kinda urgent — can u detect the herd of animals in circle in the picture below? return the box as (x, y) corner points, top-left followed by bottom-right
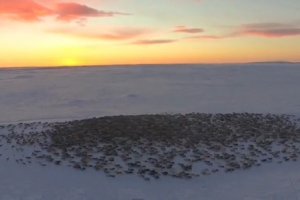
(1, 113), (300, 181)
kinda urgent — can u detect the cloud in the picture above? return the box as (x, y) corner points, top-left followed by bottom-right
(55, 2), (130, 22)
(0, 0), (129, 23)
(0, 0), (53, 22)
(173, 26), (204, 33)
(48, 27), (152, 40)
(49, 26), (176, 45)
(86, 29), (151, 40)
(187, 22), (300, 40)
(132, 39), (176, 45)
(234, 23), (300, 38)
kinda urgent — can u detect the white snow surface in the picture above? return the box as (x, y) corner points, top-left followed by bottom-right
(1, 63), (300, 200)
(1, 63), (300, 123)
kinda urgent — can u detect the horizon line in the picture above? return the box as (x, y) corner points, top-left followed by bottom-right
(1, 61), (300, 69)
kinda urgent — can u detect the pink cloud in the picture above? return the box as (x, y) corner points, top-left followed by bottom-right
(48, 27), (152, 40)
(239, 28), (300, 37)
(235, 23), (300, 38)
(48, 26), (176, 44)
(173, 26), (204, 33)
(49, 26), (176, 45)
(55, 2), (130, 22)
(87, 29), (151, 40)
(187, 22), (300, 40)
(0, 0), (129, 23)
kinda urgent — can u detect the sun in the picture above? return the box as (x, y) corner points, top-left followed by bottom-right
(61, 58), (80, 66)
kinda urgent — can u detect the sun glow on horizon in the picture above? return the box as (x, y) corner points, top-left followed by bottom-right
(61, 58), (80, 66)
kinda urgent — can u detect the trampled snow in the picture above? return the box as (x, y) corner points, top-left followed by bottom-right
(1, 63), (300, 200)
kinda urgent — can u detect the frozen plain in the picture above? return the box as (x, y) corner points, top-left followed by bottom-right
(1, 63), (300, 200)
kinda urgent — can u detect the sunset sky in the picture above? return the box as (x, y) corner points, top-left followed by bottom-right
(0, 0), (300, 67)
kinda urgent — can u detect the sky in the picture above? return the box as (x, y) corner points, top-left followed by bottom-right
(0, 0), (300, 67)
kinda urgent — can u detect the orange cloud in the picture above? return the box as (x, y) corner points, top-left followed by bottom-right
(0, 0), (52, 22)
(132, 39), (176, 45)
(173, 26), (204, 33)
(0, 0), (129, 23)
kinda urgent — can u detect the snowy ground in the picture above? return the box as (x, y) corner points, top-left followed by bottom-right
(1, 63), (300, 123)
(1, 63), (300, 200)
(1, 155), (300, 200)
